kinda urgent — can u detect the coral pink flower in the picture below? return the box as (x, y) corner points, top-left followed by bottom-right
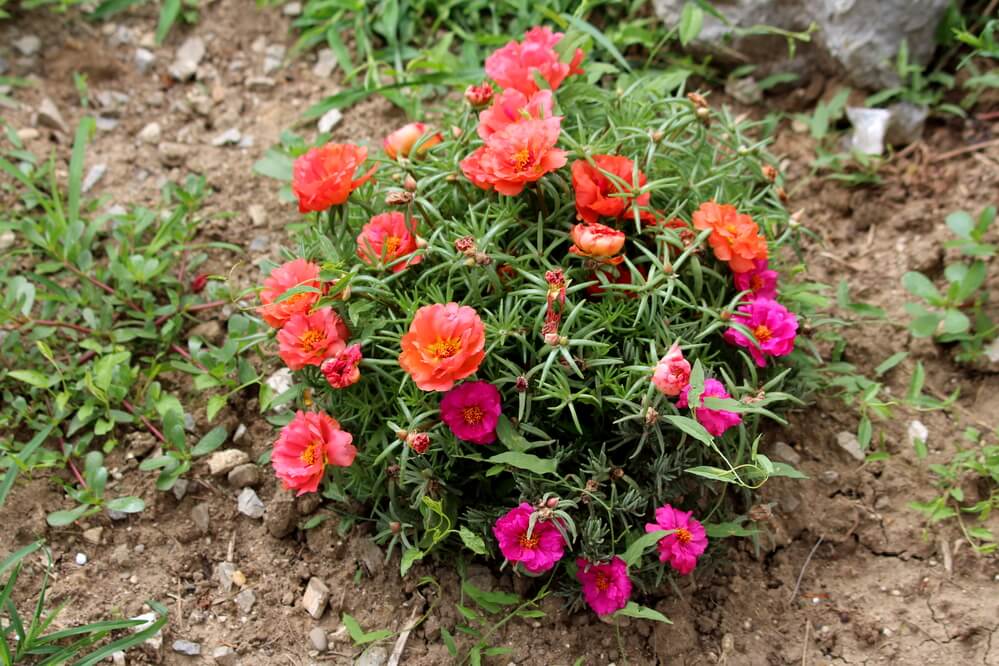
(356, 212), (423, 273)
(440, 380), (502, 444)
(465, 82), (495, 108)
(276, 307), (349, 371)
(398, 303), (486, 391)
(259, 259), (322, 328)
(485, 26), (584, 96)
(576, 556), (632, 616)
(460, 118), (566, 196)
(692, 201), (768, 273)
(271, 410), (356, 495)
(478, 89), (555, 139)
(733, 259), (779, 299)
(571, 156), (652, 225)
(569, 222), (625, 264)
(652, 342), (691, 397)
(493, 502), (567, 574)
(644, 504), (709, 575)
(677, 378), (742, 437)
(383, 122), (444, 160)
(321, 344), (362, 389)
(722, 298), (798, 367)
(292, 143), (377, 213)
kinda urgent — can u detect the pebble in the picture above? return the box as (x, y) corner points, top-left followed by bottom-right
(318, 108), (343, 134)
(110, 650), (126, 666)
(0, 231), (14, 250)
(212, 128), (242, 146)
(14, 35), (41, 57)
(237, 487), (265, 519)
(245, 76), (276, 91)
(820, 470), (840, 484)
(302, 577), (330, 619)
(134, 47), (156, 74)
(355, 645), (388, 666)
(248, 204), (267, 227)
(82, 164), (107, 193)
(37, 98), (68, 133)
(207, 449), (249, 476)
(131, 612), (163, 651)
(108, 507), (127, 521)
(138, 121), (162, 144)
(835, 431), (866, 462)
(169, 36), (206, 81)
(212, 646), (237, 666)
(283, 1), (302, 15)
(233, 423), (248, 442)
(17, 128), (40, 142)
(172, 639), (201, 656)
(216, 561), (237, 593)
(265, 368), (293, 397)
(110, 25), (134, 46)
(192, 503), (211, 533)
(111, 543), (130, 566)
(907, 420), (928, 448)
(249, 235), (270, 253)
(772, 441), (801, 466)
(235, 588), (256, 614)
(309, 626), (328, 652)
(263, 44), (286, 75)
(313, 48), (337, 78)
(82, 526), (103, 545)
(228, 463), (261, 488)
(158, 142), (189, 168)
(251, 36), (268, 54)
(75, 552), (87, 565)
(95, 116), (119, 131)
(296, 493), (321, 516)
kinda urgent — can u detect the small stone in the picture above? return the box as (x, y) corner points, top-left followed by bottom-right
(211, 128), (241, 146)
(355, 645), (388, 666)
(170, 36), (206, 81)
(318, 108), (343, 134)
(249, 235), (270, 253)
(302, 577), (330, 619)
(0, 231), (14, 250)
(309, 626), (328, 652)
(189, 319), (224, 345)
(83, 526), (103, 545)
(216, 562), (237, 593)
(82, 164), (107, 193)
(235, 588), (256, 614)
(265, 368), (293, 401)
(111, 544), (130, 566)
(237, 488), (265, 519)
(184, 413), (196, 432)
(283, 1), (302, 15)
(134, 544), (145, 554)
(265, 487), (298, 538)
(131, 611), (163, 651)
(138, 121), (161, 144)
(17, 128), (40, 142)
(110, 650), (126, 666)
(134, 47), (156, 74)
(886, 102), (928, 146)
(313, 48), (337, 78)
(14, 35), (41, 57)
(212, 646), (237, 666)
(724, 76), (761, 104)
(248, 204), (267, 227)
(245, 76), (276, 91)
(233, 423), (248, 442)
(251, 36), (268, 54)
(95, 116), (119, 131)
(207, 449), (248, 476)
(126, 431), (157, 458)
(846, 107), (890, 157)
(232, 570), (246, 587)
(158, 142), (190, 168)
(228, 463), (261, 489)
(835, 431), (866, 462)
(772, 441), (801, 465)
(821, 470), (840, 484)
(357, 539), (384, 576)
(192, 503), (211, 534)
(907, 420), (928, 448)
(263, 44), (286, 75)
(110, 25), (134, 46)
(985, 337), (999, 364)
(75, 552), (87, 566)
(296, 493), (321, 516)
(37, 98), (68, 133)
(172, 639), (201, 656)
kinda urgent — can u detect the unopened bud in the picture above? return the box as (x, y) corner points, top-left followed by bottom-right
(404, 175), (418, 191)
(696, 107), (711, 123)
(776, 187), (789, 204)
(611, 467), (624, 480)
(464, 82), (494, 108)
(407, 432), (430, 454)
(543, 332), (560, 346)
(474, 251), (492, 266)
(451, 126), (463, 138)
(396, 430), (409, 441)
(190, 273), (209, 293)
(386, 464), (400, 479)
(789, 208), (804, 228)
(446, 173), (458, 182)
(415, 236), (428, 249)
(464, 256), (476, 267)
(389, 521), (402, 533)
(687, 92), (708, 108)
(762, 165), (778, 182)
(454, 236), (476, 255)
(645, 407), (659, 425)
(651, 130), (664, 142)
(558, 335), (569, 346)
(719, 310), (731, 321)
(737, 145), (749, 156)
(515, 375), (529, 392)
(546, 497), (559, 508)
(584, 479), (599, 493)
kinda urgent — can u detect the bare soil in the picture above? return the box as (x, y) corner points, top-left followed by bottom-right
(1, 2), (998, 664)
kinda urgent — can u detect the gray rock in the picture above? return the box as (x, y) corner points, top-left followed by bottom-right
(95, 116), (119, 131)
(284, 1), (302, 16)
(265, 487), (298, 538)
(207, 449), (248, 476)
(138, 121), (162, 144)
(249, 235), (270, 253)
(83, 526), (103, 545)
(885, 102), (928, 146)
(846, 107), (890, 156)
(184, 413), (196, 432)
(309, 626), (328, 653)
(172, 478), (190, 501)
(835, 431), (865, 462)
(237, 487), (265, 519)
(82, 164), (107, 193)
(126, 431), (157, 458)
(111, 543), (130, 566)
(212, 128), (242, 146)
(134, 47), (156, 74)
(263, 44), (286, 75)
(652, 0), (950, 90)
(772, 441), (801, 466)
(313, 48), (338, 78)
(14, 35), (41, 57)
(172, 639), (201, 656)
(302, 577), (330, 619)
(170, 36), (206, 81)
(37, 98), (68, 133)
(110, 25), (134, 47)
(106, 508), (128, 521)
(235, 588), (256, 614)
(212, 646), (238, 666)
(357, 539), (384, 576)
(228, 463), (261, 488)
(192, 503), (211, 534)
(724, 76), (761, 105)
(233, 423), (248, 442)
(216, 561), (237, 593)
(158, 142), (190, 168)
(355, 645), (389, 666)
(245, 76), (276, 91)
(296, 493), (321, 516)
(318, 108), (343, 134)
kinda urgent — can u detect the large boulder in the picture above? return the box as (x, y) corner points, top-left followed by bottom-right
(652, 0), (950, 89)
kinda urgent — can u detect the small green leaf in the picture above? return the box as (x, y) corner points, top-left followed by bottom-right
(704, 520), (757, 538)
(662, 414), (714, 446)
(206, 395), (226, 422)
(400, 547), (423, 577)
(441, 627), (458, 656)
(940, 309), (970, 334)
(163, 409), (186, 451)
(678, 2), (704, 46)
(945, 210), (975, 239)
(105, 496), (145, 513)
(902, 272), (942, 304)
(458, 526), (488, 556)
(341, 613), (392, 645)
(614, 601), (672, 624)
(191, 426), (228, 456)
(621, 530), (667, 568)
(47, 505), (90, 527)
(487, 451), (557, 476)
(874, 351), (908, 376)
(7, 370), (58, 388)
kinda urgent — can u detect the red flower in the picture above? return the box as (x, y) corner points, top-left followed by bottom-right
(459, 118), (566, 196)
(571, 155), (652, 225)
(485, 26), (584, 96)
(190, 273), (209, 293)
(321, 344), (363, 389)
(292, 143), (377, 213)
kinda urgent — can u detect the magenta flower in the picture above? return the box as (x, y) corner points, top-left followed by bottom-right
(440, 380), (502, 444)
(644, 504), (709, 575)
(652, 342), (691, 397)
(677, 378), (741, 437)
(493, 503), (566, 574)
(733, 259), (778, 299)
(576, 556), (632, 616)
(722, 298), (798, 367)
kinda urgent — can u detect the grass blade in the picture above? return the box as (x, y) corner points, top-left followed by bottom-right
(560, 13), (632, 72)
(67, 117), (96, 230)
(0, 424), (54, 508)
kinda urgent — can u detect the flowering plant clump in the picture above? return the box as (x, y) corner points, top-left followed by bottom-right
(251, 27), (816, 618)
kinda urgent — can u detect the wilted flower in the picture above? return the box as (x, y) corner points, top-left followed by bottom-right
(722, 298), (798, 367)
(272, 410), (356, 495)
(440, 380), (502, 444)
(576, 557), (631, 616)
(276, 307), (349, 371)
(383, 122), (444, 160)
(455, 236), (477, 255)
(677, 378), (742, 437)
(292, 143), (377, 213)
(644, 504), (709, 575)
(398, 302), (486, 391)
(321, 344), (362, 389)
(484, 26), (584, 96)
(493, 502), (566, 574)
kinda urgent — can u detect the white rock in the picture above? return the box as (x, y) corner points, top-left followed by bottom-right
(169, 36), (206, 81)
(212, 646), (237, 666)
(134, 47), (156, 74)
(95, 116), (119, 131)
(245, 76), (276, 91)
(37, 98), (68, 133)
(846, 107), (891, 156)
(110, 650), (126, 666)
(835, 430), (866, 462)
(283, 2), (302, 15)
(984, 337), (999, 363)
(265, 368), (294, 403)
(212, 128), (242, 146)
(110, 25), (134, 47)
(207, 449), (247, 476)
(907, 420), (928, 447)
(313, 48), (338, 78)
(318, 108), (343, 134)
(83, 527), (103, 545)
(309, 626), (328, 652)
(301, 577), (330, 619)
(14, 35), (41, 57)
(237, 488), (265, 519)
(172, 639), (201, 656)
(263, 44), (286, 75)
(235, 588), (256, 614)
(82, 164), (107, 193)
(138, 122), (161, 144)
(248, 204), (267, 227)
(75, 552), (87, 565)
(0, 231), (16, 250)
(130, 611), (163, 651)
(216, 561), (237, 593)
(233, 423), (248, 442)
(17, 128), (40, 142)
(250, 36), (268, 54)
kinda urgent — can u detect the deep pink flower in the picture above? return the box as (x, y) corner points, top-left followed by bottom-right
(677, 378), (742, 437)
(644, 504), (709, 575)
(576, 556), (631, 616)
(478, 89), (555, 140)
(271, 410), (356, 495)
(276, 307), (349, 371)
(493, 502), (566, 574)
(733, 259), (778, 299)
(440, 380), (501, 444)
(652, 342), (691, 397)
(321, 344), (362, 389)
(485, 26), (584, 96)
(722, 298), (798, 367)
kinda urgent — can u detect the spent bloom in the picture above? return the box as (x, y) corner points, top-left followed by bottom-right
(460, 118), (566, 196)
(576, 556), (632, 616)
(571, 155), (653, 225)
(292, 143), (377, 213)
(652, 342), (691, 397)
(569, 222), (626, 264)
(276, 307), (350, 371)
(272, 410), (356, 495)
(407, 432), (430, 455)
(383, 122), (444, 160)
(321, 343), (362, 389)
(478, 89), (555, 139)
(722, 298), (798, 367)
(440, 380), (502, 444)
(644, 504), (709, 575)
(493, 502), (566, 574)
(464, 82), (495, 108)
(398, 303), (486, 391)
(258, 258), (321, 329)
(733, 259), (779, 300)
(677, 378), (742, 437)
(692, 201), (768, 273)
(356, 212), (423, 273)
(485, 26), (584, 96)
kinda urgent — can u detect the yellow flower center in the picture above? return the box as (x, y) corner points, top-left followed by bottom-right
(724, 224), (738, 235)
(753, 324), (772, 342)
(512, 147), (533, 171)
(518, 533), (539, 549)
(427, 336), (462, 360)
(594, 570), (610, 591)
(300, 441), (324, 466)
(300, 328), (325, 352)
(384, 235), (401, 255)
(462, 405), (484, 426)
(676, 528), (692, 545)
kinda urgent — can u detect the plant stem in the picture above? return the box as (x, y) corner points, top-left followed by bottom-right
(154, 299), (227, 327)
(171, 344), (209, 372)
(62, 261), (144, 314)
(121, 399), (167, 444)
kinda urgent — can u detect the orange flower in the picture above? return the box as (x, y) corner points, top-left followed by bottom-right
(276, 307), (350, 371)
(356, 212), (423, 273)
(569, 222), (626, 264)
(259, 258), (322, 328)
(292, 143), (377, 213)
(692, 202), (768, 273)
(398, 303), (486, 392)
(571, 155), (652, 225)
(383, 123), (444, 160)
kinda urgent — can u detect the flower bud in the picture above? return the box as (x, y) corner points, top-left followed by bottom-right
(407, 432), (430, 454)
(464, 82), (494, 108)
(719, 310), (732, 321)
(515, 375), (529, 392)
(546, 496), (559, 508)
(474, 251), (492, 266)
(611, 467), (624, 479)
(451, 126), (463, 138)
(415, 236), (428, 249)
(777, 187), (789, 205)
(584, 479), (599, 493)
(384, 123), (443, 160)
(543, 332), (560, 346)
(464, 256), (477, 267)
(396, 430), (409, 441)
(190, 273), (209, 293)
(687, 92), (708, 109)
(446, 173), (458, 182)
(558, 335), (569, 346)
(645, 407), (659, 425)
(762, 165), (778, 182)
(404, 174), (418, 191)
(651, 130), (664, 142)
(389, 521), (402, 533)
(454, 236), (476, 255)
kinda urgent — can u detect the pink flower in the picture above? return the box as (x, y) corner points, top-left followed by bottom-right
(258, 258), (322, 329)
(276, 307), (349, 371)
(459, 117), (567, 196)
(644, 504), (709, 575)
(356, 212), (422, 273)
(677, 378), (742, 437)
(271, 410), (356, 495)
(478, 89), (555, 139)
(652, 342), (691, 397)
(407, 432), (430, 454)
(493, 503), (566, 574)
(733, 259), (778, 299)
(440, 380), (501, 444)
(485, 26), (584, 96)
(321, 344), (362, 389)
(576, 556), (631, 616)
(722, 298), (798, 367)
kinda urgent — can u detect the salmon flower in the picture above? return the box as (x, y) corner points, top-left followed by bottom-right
(292, 143), (377, 213)
(478, 89), (555, 139)
(569, 222), (625, 264)
(383, 122), (444, 160)
(571, 155), (652, 225)
(460, 118), (566, 196)
(321, 344), (362, 389)
(259, 258), (321, 328)
(276, 307), (349, 371)
(398, 303), (486, 391)
(692, 202), (768, 273)
(485, 26), (584, 96)
(272, 410), (356, 495)
(356, 212), (423, 273)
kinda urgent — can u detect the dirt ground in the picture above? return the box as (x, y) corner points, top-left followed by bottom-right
(1, 2), (998, 664)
